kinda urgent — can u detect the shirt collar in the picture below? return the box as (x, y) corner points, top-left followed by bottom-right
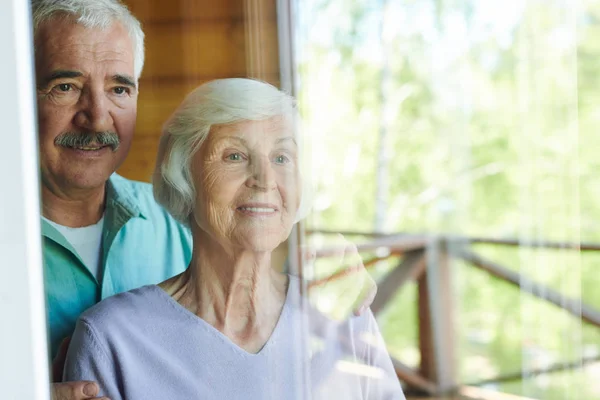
(41, 173), (147, 241)
(106, 174), (147, 221)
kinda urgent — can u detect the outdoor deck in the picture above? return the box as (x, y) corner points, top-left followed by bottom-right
(307, 230), (598, 399)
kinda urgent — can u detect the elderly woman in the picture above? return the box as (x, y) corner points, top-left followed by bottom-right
(64, 78), (405, 400)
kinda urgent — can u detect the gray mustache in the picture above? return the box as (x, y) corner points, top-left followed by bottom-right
(54, 131), (120, 151)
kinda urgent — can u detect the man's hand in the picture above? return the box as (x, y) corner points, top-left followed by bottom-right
(50, 337), (108, 399)
(52, 337), (71, 382)
(51, 381), (108, 400)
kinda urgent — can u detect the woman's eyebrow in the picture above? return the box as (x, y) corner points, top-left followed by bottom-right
(275, 137), (297, 146)
(209, 136), (249, 151)
(218, 136), (248, 145)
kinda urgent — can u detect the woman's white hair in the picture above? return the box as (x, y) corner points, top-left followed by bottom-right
(31, 0), (145, 80)
(153, 78), (312, 225)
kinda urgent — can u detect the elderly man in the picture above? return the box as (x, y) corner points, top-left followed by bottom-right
(33, 1), (377, 399)
(32, 0), (191, 398)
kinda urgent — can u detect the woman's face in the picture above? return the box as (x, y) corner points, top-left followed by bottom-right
(192, 117), (300, 252)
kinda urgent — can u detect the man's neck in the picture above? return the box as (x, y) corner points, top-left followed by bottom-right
(42, 183), (107, 228)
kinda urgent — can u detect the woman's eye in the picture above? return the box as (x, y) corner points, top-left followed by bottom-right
(227, 153), (243, 161)
(274, 155), (290, 164)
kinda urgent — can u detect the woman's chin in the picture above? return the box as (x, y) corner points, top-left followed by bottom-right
(234, 232), (287, 254)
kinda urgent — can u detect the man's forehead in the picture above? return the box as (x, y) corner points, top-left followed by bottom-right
(36, 17), (134, 72)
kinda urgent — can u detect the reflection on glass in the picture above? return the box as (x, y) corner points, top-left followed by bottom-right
(63, 78), (404, 399)
(31, 0), (600, 399)
(296, 0), (599, 399)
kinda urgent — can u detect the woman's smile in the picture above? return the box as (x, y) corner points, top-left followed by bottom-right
(236, 202), (279, 217)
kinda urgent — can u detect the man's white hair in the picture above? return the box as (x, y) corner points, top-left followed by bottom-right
(31, 0), (145, 80)
(153, 78), (312, 225)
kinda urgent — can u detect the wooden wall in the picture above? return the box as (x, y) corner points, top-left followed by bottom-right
(119, 0), (281, 182)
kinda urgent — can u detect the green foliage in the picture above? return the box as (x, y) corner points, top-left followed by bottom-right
(298, 0), (600, 398)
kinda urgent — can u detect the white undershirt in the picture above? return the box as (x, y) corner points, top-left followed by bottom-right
(44, 215), (105, 282)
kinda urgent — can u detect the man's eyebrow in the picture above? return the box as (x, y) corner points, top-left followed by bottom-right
(112, 74), (137, 89)
(40, 70), (82, 86)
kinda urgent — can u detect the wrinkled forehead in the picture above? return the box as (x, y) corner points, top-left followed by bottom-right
(207, 116), (297, 146)
(34, 17), (134, 75)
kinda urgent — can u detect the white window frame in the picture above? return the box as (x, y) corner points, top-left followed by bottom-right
(0, 0), (50, 399)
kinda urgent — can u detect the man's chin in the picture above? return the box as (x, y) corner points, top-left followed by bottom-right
(45, 164), (119, 194)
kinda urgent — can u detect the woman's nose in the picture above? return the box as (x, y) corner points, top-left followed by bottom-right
(247, 157), (277, 190)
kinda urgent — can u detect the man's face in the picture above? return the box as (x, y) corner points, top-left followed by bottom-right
(35, 17), (138, 193)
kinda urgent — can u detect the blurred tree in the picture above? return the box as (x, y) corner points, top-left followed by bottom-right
(298, 0), (600, 398)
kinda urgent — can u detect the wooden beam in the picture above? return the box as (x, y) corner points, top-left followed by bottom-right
(458, 249), (600, 329)
(418, 269), (435, 387)
(315, 236), (428, 258)
(465, 237), (600, 252)
(391, 357), (437, 395)
(307, 230), (600, 252)
(467, 354), (600, 387)
(371, 250), (426, 315)
(419, 241), (457, 394)
(307, 252), (401, 290)
(459, 385), (538, 400)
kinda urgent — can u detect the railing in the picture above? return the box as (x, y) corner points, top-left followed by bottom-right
(306, 230), (600, 398)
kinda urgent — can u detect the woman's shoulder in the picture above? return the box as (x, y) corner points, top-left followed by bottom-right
(78, 285), (163, 331)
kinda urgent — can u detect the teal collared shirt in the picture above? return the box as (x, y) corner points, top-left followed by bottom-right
(43, 174), (192, 359)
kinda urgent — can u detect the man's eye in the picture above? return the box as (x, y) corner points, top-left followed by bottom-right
(113, 87), (129, 95)
(55, 84), (72, 92)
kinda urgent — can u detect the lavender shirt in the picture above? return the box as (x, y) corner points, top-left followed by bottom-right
(64, 277), (405, 400)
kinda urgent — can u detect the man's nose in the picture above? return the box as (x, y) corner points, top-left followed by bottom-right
(73, 88), (114, 132)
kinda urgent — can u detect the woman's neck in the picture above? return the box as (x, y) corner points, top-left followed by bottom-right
(160, 231), (288, 352)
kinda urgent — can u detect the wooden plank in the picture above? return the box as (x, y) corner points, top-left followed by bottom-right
(466, 237), (600, 252)
(467, 355), (600, 387)
(315, 235), (428, 257)
(458, 248), (600, 328)
(117, 135), (159, 182)
(418, 269), (436, 389)
(459, 385), (538, 400)
(307, 252), (402, 290)
(125, 0), (243, 22)
(371, 250), (426, 315)
(140, 20), (279, 79)
(391, 357), (437, 395)
(308, 231), (600, 252)
(243, 0), (280, 82)
(419, 241), (457, 394)
(125, 0), (276, 24)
